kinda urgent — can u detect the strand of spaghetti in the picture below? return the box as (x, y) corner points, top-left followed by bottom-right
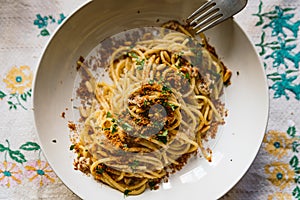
(203, 104), (212, 126)
(138, 139), (160, 151)
(109, 46), (131, 82)
(182, 77), (196, 98)
(99, 173), (118, 190)
(125, 147), (152, 153)
(178, 132), (199, 148)
(137, 39), (174, 45)
(197, 136), (212, 161)
(179, 104), (198, 131)
(143, 48), (165, 57)
(142, 55), (155, 81)
(115, 171), (125, 182)
(115, 59), (126, 81)
(166, 143), (190, 155)
(144, 170), (166, 178)
(134, 155), (164, 169)
(200, 125), (211, 134)
(131, 48), (146, 59)
(195, 95), (222, 121)
(165, 155), (179, 165)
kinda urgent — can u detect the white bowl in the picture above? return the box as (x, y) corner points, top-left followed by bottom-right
(33, 0), (269, 199)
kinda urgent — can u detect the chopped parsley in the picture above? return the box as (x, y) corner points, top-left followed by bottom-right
(148, 181), (157, 190)
(127, 52), (139, 59)
(144, 100), (149, 107)
(148, 79), (154, 85)
(157, 130), (168, 144)
(161, 130), (168, 136)
(162, 84), (172, 94)
(128, 52), (145, 70)
(178, 51), (184, 57)
(106, 111), (112, 118)
(153, 121), (164, 128)
(95, 168), (104, 174)
(157, 135), (167, 144)
(136, 65), (144, 70)
(136, 59), (145, 70)
(69, 144), (75, 151)
(168, 103), (179, 111)
(163, 102), (179, 111)
(128, 160), (139, 171)
(124, 189), (131, 197)
(185, 72), (191, 80)
(111, 124), (118, 134)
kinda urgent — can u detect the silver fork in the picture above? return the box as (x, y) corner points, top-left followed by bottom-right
(187, 0), (248, 34)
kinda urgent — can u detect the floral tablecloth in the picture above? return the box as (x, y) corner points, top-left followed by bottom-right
(0, 0), (300, 199)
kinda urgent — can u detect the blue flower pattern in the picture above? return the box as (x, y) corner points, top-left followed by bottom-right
(33, 13), (66, 36)
(254, 1), (300, 101)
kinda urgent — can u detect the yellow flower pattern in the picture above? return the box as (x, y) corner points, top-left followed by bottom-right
(0, 161), (22, 187)
(265, 162), (295, 190)
(263, 128), (300, 199)
(264, 130), (294, 159)
(267, 192), (293, 200)
(25, 160), (56, 186)
(0, 65), (33, 110)
(3, 65), (33, 94)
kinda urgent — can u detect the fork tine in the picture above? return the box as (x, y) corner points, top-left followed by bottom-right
(190, 6), (218, 25)
(193, 11), (222, 30)
(187, 0), (213, 20)
(195, 14), (223, 34)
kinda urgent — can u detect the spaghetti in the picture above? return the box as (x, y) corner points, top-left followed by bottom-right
(71, 21), (231, 195)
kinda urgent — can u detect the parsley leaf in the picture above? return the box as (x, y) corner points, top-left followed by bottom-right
(106, 111), (112, 118)
(111, 124), (118, 134)
(69, 144), (75, 151)
(185, 73), (191, 80)
(148, 79), (154, 85)
(124, 189), (131, 197)
(136, 59), (145, 70)
(128, 160), (139, 172)
(157, 130), (168, 144)
(168, 103), (179, 111)
(96, 168), (104, 174)
(162, 84), (172, 94)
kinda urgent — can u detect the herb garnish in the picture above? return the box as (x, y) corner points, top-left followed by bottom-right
(106, 111), (112, 118)
(128, 52), (145, 70)
(136, 59), (145, 70)
(111, 124), (118, 134)
(69, 144), (75, 151)
(124, 189), (131, 197)
(162, 84), (172, 94)
(95, 168), (104, 174)
(148, 181), (157, 190)
(185, 72), (191, 80)
(168, 103), (179, 111)
(128, 160), (139, 172)
(163, 102), (179, 111)
(148, 79), (154, 85)
(157, 130), (168, 144)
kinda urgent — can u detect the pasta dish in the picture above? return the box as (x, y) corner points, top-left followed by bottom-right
(70, 21), (231, 195)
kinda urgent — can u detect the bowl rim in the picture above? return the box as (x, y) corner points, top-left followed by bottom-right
(32, 1), (270, 199)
